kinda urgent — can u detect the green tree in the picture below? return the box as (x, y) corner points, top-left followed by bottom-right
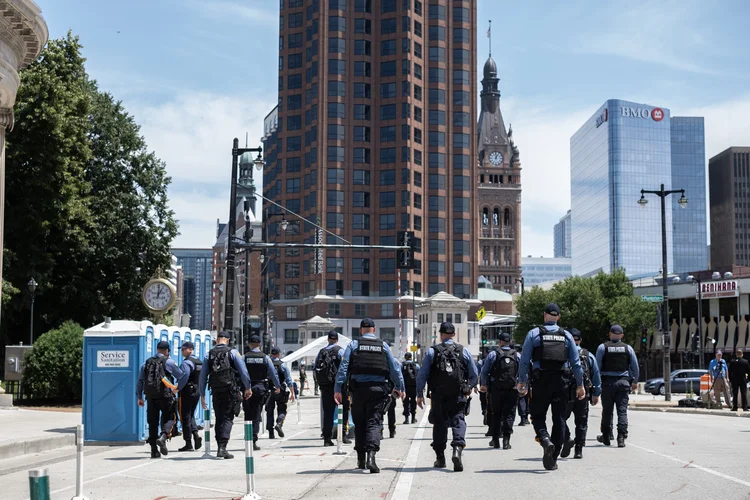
(22, 321), (84, 400)
(2, 33), (178, 342)
(514, 269), (656, 351)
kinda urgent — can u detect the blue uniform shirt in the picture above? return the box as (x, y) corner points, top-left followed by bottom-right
(136, 353), (186, 398)
(480, 346), (521, 387)
(595, 340), (639, 381)
(273, 357), (294, 387)
(179, 358), (198, 391)
(198, 346), (252, 397)
(518, 323), (584, 387)
(334, 334), (405, 393)
(246, 347), (281, 389)
(578, 345), (603, 397)
(709, 358), (728, 379)
(416, 339), (479, 398)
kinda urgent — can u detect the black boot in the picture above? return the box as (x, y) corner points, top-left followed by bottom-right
(411, 414), (416, 424)
(324, 438), (335, 446)
(521, 417), (530, 426)
(560, 438), (574, 458)
(150, 444), (161, 459)
(434, 451), (446, 468)
(574, 444), (583, 459)
(193, 431), (203, 450)
(366, 451), (380, 473)
(178, 438), (194, 452)
(452, 446), (464, 472)
(541, 437), (557, 471)
(617, 435), (626, 448)
(518, 418), (527, 426)
(489, 437), (500, 448)
(403, 417), (410, 425)
(389, 427), (396, 439)
(253, 439), (261, 451)
(269, 429), (276, 439)
(356, 451), (366, 469)
(343, 435), (352, 444)
(485, 428), (492, 437)
(275, 423), (285, 438)
(502, 436), (512, 450)
(217, 445), (234, 459)
(601, 432), (611, 446)
(156, 433), (169, 456)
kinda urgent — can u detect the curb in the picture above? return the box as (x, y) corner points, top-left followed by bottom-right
(630, 406), (750, 418)
(0, 432), (76, 460)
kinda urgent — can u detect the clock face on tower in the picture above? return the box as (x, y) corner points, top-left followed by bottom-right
(489, 151), (503, 166)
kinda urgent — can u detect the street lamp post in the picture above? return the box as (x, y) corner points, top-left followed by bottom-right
(261, 209), (287, 353)
(27, 278), (37, 345)
(638, 183), (688, 402)
(224, 139), (263, 339)
(688, 275), (704, 370)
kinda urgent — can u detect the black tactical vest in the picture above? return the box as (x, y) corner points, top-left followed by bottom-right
(244, 351), (268, 383)
(602, 341), (630, 372)
(350, 337), (390, 377)
(186, 356), (202, 392)
(207, 345), (236, 393)
(532, 326), (568, 371)
(272, 358), (286, 388)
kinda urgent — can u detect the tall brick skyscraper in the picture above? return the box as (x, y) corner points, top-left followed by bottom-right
(265, 0), (477, 350)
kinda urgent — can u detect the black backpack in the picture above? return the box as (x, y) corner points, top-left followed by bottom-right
(490, 349), (518, 389)
(315, 346), (342, 387)
(580, 348), (593, 391)
(144, 356), (169, 399)
(402, 361), (418, 387)
(430, 343), (465, 393)
(208, 346), (236, 392)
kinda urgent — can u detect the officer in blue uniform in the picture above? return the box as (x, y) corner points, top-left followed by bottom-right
(199, 331), (252, 459)
(518, 303), (585, 471)
(266, 347), (295, 439)
(561, 328), (601, 460)
(177, 341), (203, 452)
(596, 324), (639, 448)
(401, 352), (420, 424)
(315, 331), (349, 446)
(417, 322), (478, 472)
(334, 318), (404, 473)
(242, 334), (281, 450)
(137, 340), (186, 458)
(516, 343), (531, 427)
(480, 332), (520, 450)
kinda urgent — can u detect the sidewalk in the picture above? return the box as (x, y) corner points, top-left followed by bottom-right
(629, 393), (750, 417)
(0, 408), (81, 460)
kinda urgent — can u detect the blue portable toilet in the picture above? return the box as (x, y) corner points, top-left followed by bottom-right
(192, 332), (200, 359)
(83, 320), (153, 443)
(170, 327), (181, 362)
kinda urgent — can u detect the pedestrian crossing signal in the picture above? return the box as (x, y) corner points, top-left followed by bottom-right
(397, 231), (415, 270)
(481, 329), (488, 345)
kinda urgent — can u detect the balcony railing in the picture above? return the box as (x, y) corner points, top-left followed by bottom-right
(480, 228), (515, 239)
(479, 264), (522, 273)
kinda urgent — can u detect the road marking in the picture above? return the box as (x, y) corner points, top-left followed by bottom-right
(266, 429), (307, 447)
(49, 460), (153, 495)
(120, 473), (242, 496)
(629, 442), (750, 488)
(390, 409), (430, 500)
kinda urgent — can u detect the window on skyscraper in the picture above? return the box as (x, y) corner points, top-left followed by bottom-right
(380, 191), (396, 208)
(329, 15), (346, 32)
(354, 19), (371, 34)
(354, 0), (371, 12)
(429, 47), (445, 62)
(380, 126), (396, 142)
(428, 4), (445, 19)
(354, 126), (371, 141)
(381, 39), (397, 56)
(353, 83), (371, 99)
(354, 147), (371, 163)
(354, 39), (371, 55)
(354, 61), (371, 77)
(428, 26), (445, 40)
(380, 83), (396, 98)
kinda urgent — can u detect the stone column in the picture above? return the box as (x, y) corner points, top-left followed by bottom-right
(0, 1), (49, 327)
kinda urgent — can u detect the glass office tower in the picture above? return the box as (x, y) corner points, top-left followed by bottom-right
(571, 99), (706, 277)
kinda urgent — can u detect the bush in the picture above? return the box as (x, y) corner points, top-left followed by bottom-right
(23, 321), (84, 400)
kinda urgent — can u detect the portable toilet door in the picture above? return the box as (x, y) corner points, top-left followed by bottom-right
(192, 332), (201, 359)
(184, 331), (192, 357)
(146, 325), (155, 357)
(159, 327), (169, 348)
(170, 328), (181, 363)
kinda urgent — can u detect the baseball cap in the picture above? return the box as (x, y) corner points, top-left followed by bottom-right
(360, 318), (375, 328)
(327, 330), (339, 340)
(610, 325), (624, 335)
(271, 347), (281, 355)
(217, 331), (231, 339)
(544, 303), (561, 316)
(439, 322), (455, 334)
(499, 332), (511, 342)
(248, 334), (262, 344)
(569, 328), (582, 340)
(156, 340), (170, 350)
(181, 341), (195, 350)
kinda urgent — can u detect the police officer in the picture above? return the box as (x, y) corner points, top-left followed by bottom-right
(267, 347), (295, 439)
(299, 361), (308, 396)
(199, 331), (252, 459)
(517, 303), (584, 471)
(417, 322), (478, 472)
(334, 318), (404, 474)
(480, 332), (520, 450)
(243, 335), (281, 450)
(401, 352), (420, 424)
(384, 357), (399, 438)
(516, 344), (531, 427)
(137, 340), (186, 458)
(561, 328), (601, 459)
(315, 331), (350, 446)
(475, 353), (491, 436)
(596, 324), (639, 448)
(177, 341), (203, 451)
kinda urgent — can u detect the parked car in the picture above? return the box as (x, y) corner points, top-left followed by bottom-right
(644, 369), (707, 396)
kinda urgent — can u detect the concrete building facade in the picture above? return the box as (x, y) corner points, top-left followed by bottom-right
(709, 147), (750, 268)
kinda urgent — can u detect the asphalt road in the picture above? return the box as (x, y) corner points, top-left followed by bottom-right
(3, 393), (750, 500)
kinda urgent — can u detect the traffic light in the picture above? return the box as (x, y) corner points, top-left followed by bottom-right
(397, 231), (415, 269)
(640, 327), (647, 352)
(481, 329), (488, 345)
(691, 333), (699, 352)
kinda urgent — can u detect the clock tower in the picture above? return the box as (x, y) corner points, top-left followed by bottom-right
(476, 55), (522, 293)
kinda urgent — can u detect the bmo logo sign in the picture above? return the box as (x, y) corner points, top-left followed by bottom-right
(620, 106), (665, 122)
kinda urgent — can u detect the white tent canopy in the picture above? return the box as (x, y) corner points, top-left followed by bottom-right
(280, 334), (352, 366)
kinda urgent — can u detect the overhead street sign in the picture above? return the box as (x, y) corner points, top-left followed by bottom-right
(409, 345), (419, 352)
(641, 295), (663, 302)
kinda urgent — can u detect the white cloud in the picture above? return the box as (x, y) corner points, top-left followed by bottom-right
(684, 95), (750, 158)
(184, 0), (278, 25)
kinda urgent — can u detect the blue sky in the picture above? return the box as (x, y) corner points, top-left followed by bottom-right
(41, 0), (750, 256)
